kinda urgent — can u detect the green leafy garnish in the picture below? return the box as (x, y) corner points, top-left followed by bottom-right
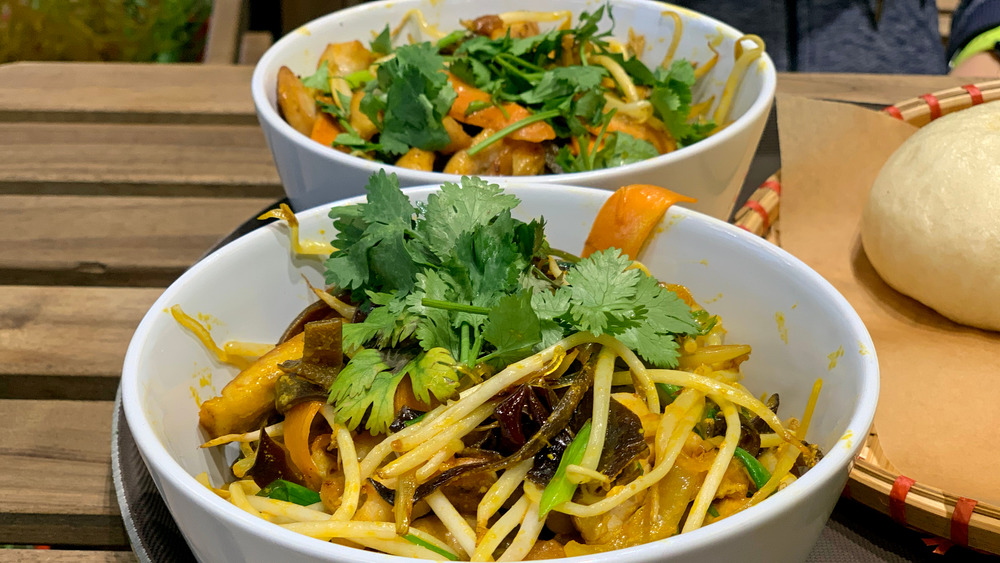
(403, 534), (459, 561)
(300, 64), (331, 95)
(358, 43), (456, 156)
(327, 347), (459, 435)
(314, 6), (714, 170)
(370, 24), (393, 55)
(539, 420), (591, 518)
(322, 173), (703, 432)
(256, 479), (321, 506)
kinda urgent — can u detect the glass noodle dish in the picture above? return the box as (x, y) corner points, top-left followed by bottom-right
(275, 7), (765, 175)
(182, 173), (822, 561)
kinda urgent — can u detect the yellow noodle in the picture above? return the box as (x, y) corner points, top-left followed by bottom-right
(384, 332), (595, 456)
(246, 496), (330, 521)
(477, 459), (533, 534)
(557, 392), (703, 517)
(659, 11), (683, 67)
(228, 482), (264, 518)
(565, 464), (609, 485)
(282, 520), (396, 539)
(602, 94), (654, 122)
(170, 305), (251, 370)
(200, 421), (283, 448)
(580, 346), (616, 471)
(590, 55), (640, 103)
(351, 536), (447, 559)
(498, 10), (572, 27)
(497, 490), (545, 562)
(648, 369), (803, 450)
(714, 34), (765, 125)
(391, 9), (446, 40)
(426, 490), (477, 557)
(333, 423), (361, 520)
(258, 203), (334, 256)
(472, 496), (529, 561)
(759, 433), (783, 449)
(416, 438), (465, 482)
(358, 404), (447, 480)
(195, 472), (231, 499)
(379, 403), (495, 478)
(798, 378), (823, 440)
(681, 396), (740, 532)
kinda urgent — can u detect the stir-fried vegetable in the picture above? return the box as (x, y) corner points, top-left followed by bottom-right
(276, 7), (764, 175)
(186, 171), (821, 562)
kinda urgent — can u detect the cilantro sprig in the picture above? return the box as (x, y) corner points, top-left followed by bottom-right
(322, 172), (702, 433)
(306, 5), (715, 172)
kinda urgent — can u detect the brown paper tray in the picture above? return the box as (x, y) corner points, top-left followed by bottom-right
(730, 79), (1000, 556)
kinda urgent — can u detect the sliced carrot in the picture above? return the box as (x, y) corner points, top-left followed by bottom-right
(284, 400), (325, 490)
(447, 73), (555, 143)
(582, 184), (697, 259)
(309, 112), (342, 147)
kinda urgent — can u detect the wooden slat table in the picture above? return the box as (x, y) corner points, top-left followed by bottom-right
(0, 62), (982, 561)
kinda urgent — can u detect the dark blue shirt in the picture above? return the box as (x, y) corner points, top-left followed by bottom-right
(675, 0), (952, 73)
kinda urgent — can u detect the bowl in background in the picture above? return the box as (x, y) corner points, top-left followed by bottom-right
(121, 181), (877, 562)
(251, 0), (777, 219)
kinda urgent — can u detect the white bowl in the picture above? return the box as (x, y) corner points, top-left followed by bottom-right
(251, 0), (776, 220)
(122, 181), (877, 562)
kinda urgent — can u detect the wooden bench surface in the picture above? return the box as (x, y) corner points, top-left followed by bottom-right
(0, 61), (979, 558)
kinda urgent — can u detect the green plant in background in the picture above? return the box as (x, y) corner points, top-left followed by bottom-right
(0, 0), (212, 63)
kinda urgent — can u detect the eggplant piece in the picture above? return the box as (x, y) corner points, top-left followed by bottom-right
(279, 318), (343, 390)
(596, 398), (649, 480)
(279, 299), (333, 344)
(526, 428), (575, 486)
(274, 374), (328, 414)
(749, 394), (779, 435)
(249, 426), (307, 488)
(410, 349), (598, 499)
(389, 406), (427, 433)
(705, 410), (762, 456)
(494, 384), (550, 447)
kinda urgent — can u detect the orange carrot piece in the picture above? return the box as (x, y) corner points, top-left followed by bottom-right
(284, 400), (325, 490)
(447, 74), (555, 143)
(582, 184), (697, 259)
(310, 112), (342, 147)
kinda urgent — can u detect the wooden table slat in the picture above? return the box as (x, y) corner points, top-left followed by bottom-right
(0, 195), (276, 285)
(0, 551), (136, 562)
(0, 400), (126, 547)
(0, 63), (256, 124)
(0, 123), (280, 197)
(0, 287), (162, 394)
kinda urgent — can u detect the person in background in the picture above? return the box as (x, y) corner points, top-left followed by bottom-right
(674, 0), (1000, 76)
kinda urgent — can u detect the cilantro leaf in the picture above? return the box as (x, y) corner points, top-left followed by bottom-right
(370, 25), (392, 55)
(364, 43), (456, 155)
(519, 66), (607, 106)
(651, 60), (715, 146)
(409, 347), (460, 404)
(563, 249), (642, 334)
(482, 291), (541, 365)
(600, 132), (659, 168)
(328, 348), (404, 434)
(300, 64), (331, 94)
(616, 325), (682, 367)
(421, 177), (521, 258)
(324, 171), (424, 295)
(632, 274), (700, 335)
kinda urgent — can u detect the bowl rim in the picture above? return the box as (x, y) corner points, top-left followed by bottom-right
(121, 182), (878, 562)
(249, 0), (777, 187)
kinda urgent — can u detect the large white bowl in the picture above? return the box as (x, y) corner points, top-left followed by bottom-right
(122, 181), (877, 562)
(251, 0), (776, 220)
